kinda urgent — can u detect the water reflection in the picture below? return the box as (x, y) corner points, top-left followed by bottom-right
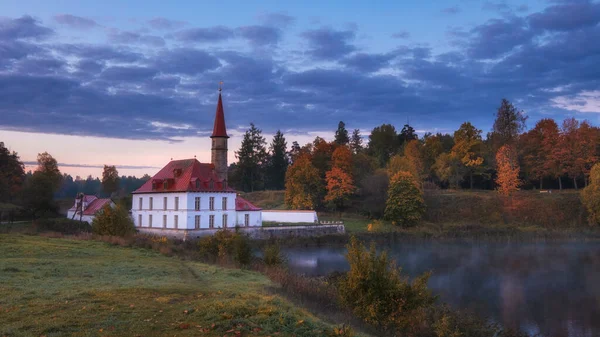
(283, 242), (600, 337)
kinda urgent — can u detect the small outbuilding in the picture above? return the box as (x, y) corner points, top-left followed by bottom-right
(66, 193), (113, 223)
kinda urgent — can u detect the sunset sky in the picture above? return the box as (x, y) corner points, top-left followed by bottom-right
(1, 0), (599, 177)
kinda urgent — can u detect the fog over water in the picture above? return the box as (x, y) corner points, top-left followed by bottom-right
(283, 241), (600, 337)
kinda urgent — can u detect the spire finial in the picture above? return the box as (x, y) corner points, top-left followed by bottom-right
(218, 81), (223, 92)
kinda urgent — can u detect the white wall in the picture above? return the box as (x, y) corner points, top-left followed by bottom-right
(131, 191), (238, 230)
(261, 210), (318, 223)
(235, 211), (262, 227)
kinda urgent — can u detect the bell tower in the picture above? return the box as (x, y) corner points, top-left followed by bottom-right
(210, 83), (229, 182)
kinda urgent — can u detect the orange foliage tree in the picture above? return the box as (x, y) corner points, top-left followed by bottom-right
(495, 144), (520, 195)
(324, 167), (355, 210)
(331, 145), (354, 175)
(284, 154), (323, 209)
(519, 118), (559, 189)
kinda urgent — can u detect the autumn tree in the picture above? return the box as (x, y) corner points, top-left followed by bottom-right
(422, 133), (453, 182)
(289, 141), (302, 164)
(325, 167), (355, 211)
(101, 165), (120, 196)
(581, 163), (600, 225)
(451, 122), (485, 189)
(236, 123), (268, 192)
(403, 140), (425, 182)
(368, 124), (400, 167)
(284, 155), (323, 209)
(334, 121), (350, 145)
(433, 152), (463, 188)
(92, 204), (135, 236)
(491, 98), (527, 152)
(331, 146), (353, 175)
(266, 130), (289, 190)
(519, 119), (560, 189)
(0, 142), (25, 203)
(384, 171), (425, 227)
(350, 129), (363, 154)
(495, 145), (520, 195)
(311, 137), (335, 179)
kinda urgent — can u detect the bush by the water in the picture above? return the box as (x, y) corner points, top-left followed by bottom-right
(263, 244), (286, 266)
(384, 171), (426, 227)
(338, 236), (436, 334)
(91, 204), (135, 237)
(33, 217), (91, 234)
(582, 163), (600, 225)
(198, 229), (253, 266)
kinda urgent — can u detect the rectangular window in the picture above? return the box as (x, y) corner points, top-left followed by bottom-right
(149, 214), (153, 227)
(222, 214), (228, 228)
(195, 197), (201, 211)
(149, 197), (153, 210)
(163, 197), (167, 210)
(195, 215), (200, 229)
(138, 214), (142, 227)
(222, 197), (227, 210)
(209, 215), (215, 228)
(175, 197), (179, 211)
(174, 215), (178, 229)
(163, 214), (167, 228)
(138, 197), (142, 210)
(244, 214), (249, 227)
(209, 197), (215, 211)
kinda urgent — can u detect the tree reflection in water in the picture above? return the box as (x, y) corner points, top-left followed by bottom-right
(283, 242), (600, 337)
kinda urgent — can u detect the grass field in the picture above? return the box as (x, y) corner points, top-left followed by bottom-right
(0, 234), (346, 337)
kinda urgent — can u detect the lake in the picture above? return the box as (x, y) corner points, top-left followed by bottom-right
(283, 241), (600, 337)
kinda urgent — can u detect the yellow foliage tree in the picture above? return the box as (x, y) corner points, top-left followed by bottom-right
(284, 155), (323, 209)
(581, 163), (600, 225)
(495, 144), (520, 195)
(451, 122), (485, 189)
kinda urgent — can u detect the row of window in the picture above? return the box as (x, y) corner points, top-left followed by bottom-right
(138, 213), (251, 228)
(139, 196), (228, 211)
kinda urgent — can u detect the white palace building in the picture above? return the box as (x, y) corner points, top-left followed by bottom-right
(131, 89), (264, 233)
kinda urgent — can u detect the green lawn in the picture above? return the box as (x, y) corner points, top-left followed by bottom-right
(0, 235), (344, 337)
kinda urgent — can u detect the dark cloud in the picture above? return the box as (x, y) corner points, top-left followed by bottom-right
(171, 26), (234, 43)
(56, 44), (145, 63)
(107, 30), (165, 47)
(147, 17), (187, 30)
(0, 40), (43, 60)
(442, 6), (461, 14)
(466, 17), (533, 59)
(154, 48), (221, 75)
(258, 12), (295, 28)
(341, 53), (393, 72)
(236, 25), (281, 46)
(0, 15), (53, 40)
(100, 66), (158, 82)
(392, 31), (410, 39)
(528, 0), (600, 31)
(301, 28), (356, 60)
(54, 14), (98, 29)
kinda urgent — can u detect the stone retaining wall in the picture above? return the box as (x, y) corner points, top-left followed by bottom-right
(136, 224), (345, 240)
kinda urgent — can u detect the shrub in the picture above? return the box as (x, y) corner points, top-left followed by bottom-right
(338, 236), (436, 334)
(91, 204), (135, 237)
(384, 171), (426, 227)
(582, 163), (600, 225)
(198, 230), (253, 266)
(263, 244), (285, 266)
(33, 217), (92, 234)
(326, 325), (355, 337)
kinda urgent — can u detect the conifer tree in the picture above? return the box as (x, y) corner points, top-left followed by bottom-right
(350, 129), (363, 154)
(334, 121), (350, 145)
(266, 130), (289, 190)
(491, 98), (527, 152)
(235, 123), (267, 192)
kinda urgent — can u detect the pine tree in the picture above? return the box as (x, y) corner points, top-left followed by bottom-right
(266, 130), (289, 190)
(399, 124), (418, 145)
(350, 129), (363, 154)
(334, 121), (350, 145)
(491, 98), (527, 152)
(235, 123), (267, 192)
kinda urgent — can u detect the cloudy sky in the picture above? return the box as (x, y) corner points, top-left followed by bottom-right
(1, 0), (600, 177)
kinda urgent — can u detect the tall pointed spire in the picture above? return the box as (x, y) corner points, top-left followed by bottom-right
(211, 82), (228, 138)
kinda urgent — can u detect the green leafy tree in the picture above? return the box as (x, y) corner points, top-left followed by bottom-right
(358, 169), (389, 218)
(433, 152), (463, 188)
(21, 152), (62, 217)
(581, 163), (600, 225)
(0, 142), (25, 203)
(266, 130), (289, 190)
(384, 171), (425, 227)
(101, 165), (120, 196)
(334, 121), (350, 145)
(367, 124), (400, 167)
(349, 129), (363, 154)
(92, 204), (135, 237)
(235, 123), (268, 192)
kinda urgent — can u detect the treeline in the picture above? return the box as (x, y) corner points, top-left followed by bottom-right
(0, 144), (149, 217)
(229, 98), (600, 216)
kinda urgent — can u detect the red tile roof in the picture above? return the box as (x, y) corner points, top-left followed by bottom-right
(235, 197), (262, 211)
(211, 92), (228, 138)
(83, 198), (112, 215)
(133, 158), (235, 194)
